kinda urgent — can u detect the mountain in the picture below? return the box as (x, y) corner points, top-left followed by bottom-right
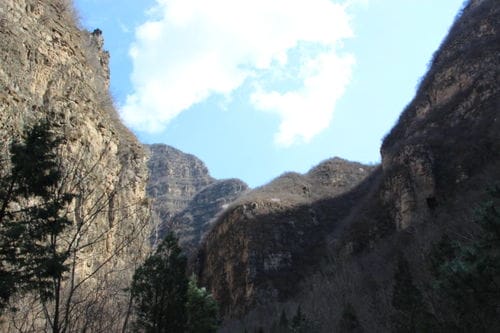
(197, 0), (500, 331)
(197, 158), (375, 319)
(0, 1), (151, 331)
(0, 0), (498, 331)
(145, 144), (215, 242)
(145, 143), (248, 252)
(170, 178), (249, 255)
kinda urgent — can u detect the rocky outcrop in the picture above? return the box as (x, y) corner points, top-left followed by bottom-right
(198, 158), (374, 318)
(145, 144), (215, 243)
(379, 0), (499, 233)
(145, 144), (248, 250)
(171, 178), (248, 255)
(0, 1), (151, 331)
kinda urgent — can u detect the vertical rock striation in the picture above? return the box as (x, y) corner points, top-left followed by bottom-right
(145, 144), (215, 243)
(145, 144), (248, 253)
(0, 1), (151, 331)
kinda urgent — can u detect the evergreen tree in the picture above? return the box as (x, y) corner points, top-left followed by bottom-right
(0, 120), (72, 315)
(131, 233), (188, 332)
(430, 185), (500, 331)
(186, 275), (219, 333)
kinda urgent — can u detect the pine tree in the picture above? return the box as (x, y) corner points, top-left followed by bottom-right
(0, 120), (72, 316)
(186, 275), (219, 333)
(131, 233), (188, 332)
(430, 185), (500, 331)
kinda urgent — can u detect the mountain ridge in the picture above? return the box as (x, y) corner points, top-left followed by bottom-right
(196, 0), (500, 331)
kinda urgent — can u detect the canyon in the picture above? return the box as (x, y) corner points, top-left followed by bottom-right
(0, 0), (498, 332)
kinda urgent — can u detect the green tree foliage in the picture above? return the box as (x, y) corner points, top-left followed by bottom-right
(430, 185), (500, 331)
(0, 120), (72, 315)
(391, 256), (432, 332)
(131, 233), (188, 332)
(130, 233), (220, 333)
(186, 275), (219, 333)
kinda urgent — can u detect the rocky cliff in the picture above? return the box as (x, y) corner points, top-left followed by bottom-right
(198, 0), (500, 331)
(0, 1), (151, 331)
(145, 144), (248, 252)
(198, 158), (374, 319)
(170, 178), (248, 255)
(145, 144), (215, 242)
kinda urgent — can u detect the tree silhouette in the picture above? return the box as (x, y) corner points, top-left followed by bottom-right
(0, 120), (72, 321)
(131, 233), (188, 332)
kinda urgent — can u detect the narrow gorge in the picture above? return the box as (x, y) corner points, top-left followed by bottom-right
(0, 0), (498, 332)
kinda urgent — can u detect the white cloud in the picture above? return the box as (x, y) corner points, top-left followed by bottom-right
(252, 51), (355, 146)
(121, 0), (356, 145)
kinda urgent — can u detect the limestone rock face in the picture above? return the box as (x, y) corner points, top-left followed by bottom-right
(198, 158), (374, 318)
(0, 1), (151, 331)
(145, 144), (248, 251)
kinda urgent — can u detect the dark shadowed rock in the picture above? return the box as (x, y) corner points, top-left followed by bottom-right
(171, 178), (249, 255)
(197, 158), (375, 318)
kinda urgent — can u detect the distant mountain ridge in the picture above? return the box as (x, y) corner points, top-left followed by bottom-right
(145, 143), (249, 251)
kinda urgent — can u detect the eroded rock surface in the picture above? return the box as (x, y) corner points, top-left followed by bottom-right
(145, 144), (248, 253)
(0, 1), (151, 331)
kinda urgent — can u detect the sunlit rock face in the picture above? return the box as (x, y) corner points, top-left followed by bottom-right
(145, 143), (248, 254)
(145, 144), (215, 243)
(0, 1), (151, 331)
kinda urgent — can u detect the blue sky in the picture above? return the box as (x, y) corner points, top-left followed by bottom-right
(74, 0), (465, 188)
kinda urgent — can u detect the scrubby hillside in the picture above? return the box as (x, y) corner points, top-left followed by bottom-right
(197, 158), (375, 321)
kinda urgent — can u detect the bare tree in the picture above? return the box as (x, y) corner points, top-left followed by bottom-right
(2, 138), (151, 333)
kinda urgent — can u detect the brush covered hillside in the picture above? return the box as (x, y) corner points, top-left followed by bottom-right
(0, 0), (151, 331)
(197, 0), (500, 331)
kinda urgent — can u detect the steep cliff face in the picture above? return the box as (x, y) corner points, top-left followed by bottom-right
(146, 144), (248, 250)
(198, 158), (374, 318)
(0, 1), (151, 331)
(145, 144), (215, 242)
(171, 178), (248, 255)
(378, 0), (499, 232)
(319, 2), (499, 330)
(199, 1), (500, 331)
